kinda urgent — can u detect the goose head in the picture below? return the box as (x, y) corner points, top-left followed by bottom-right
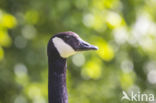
(50, 31), (98, 58)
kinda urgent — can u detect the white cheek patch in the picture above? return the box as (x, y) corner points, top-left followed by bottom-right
(52, 37), (77, 58)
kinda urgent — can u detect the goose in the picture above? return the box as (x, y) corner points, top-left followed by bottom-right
(47, 31), (98, 103)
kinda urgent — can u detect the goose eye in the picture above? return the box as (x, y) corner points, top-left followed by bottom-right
(65, 36), (70, 39)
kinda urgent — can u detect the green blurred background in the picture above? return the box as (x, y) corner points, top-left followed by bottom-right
(0, 0), (156, 103)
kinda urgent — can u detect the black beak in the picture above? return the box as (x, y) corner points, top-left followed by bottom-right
(76, 39), (98, 51)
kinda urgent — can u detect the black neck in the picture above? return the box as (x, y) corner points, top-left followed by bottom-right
(47, 41), (68, 103)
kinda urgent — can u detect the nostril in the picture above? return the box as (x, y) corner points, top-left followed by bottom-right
(82, 43), (89, 46)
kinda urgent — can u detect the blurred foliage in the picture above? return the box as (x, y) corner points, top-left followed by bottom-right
(0, 0), (156, 103)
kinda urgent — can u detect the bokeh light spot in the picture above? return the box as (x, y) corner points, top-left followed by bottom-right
(72, 54), (85, 67)
(14, 36), (27, 49)
(147, 69), (156, 84)
(106, 12), (123, 28)
(14, 95), (27, 103)
(83, 14), (94, 27)
(95, 37), (114, 61)
(14, 63), (28, 78)
(0, 30), (12, 47)
(25, 10), (39, 24)
(1, 13), (17, 28)
(22, 25), (37, 40)
(0, 47), (4, 61)
(113, 27), (128, 45)
(81, 59), (101, 79)
(121, 59), (134, 73)
(120, 72), (134, 89)
(27, 85), (41, 99)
